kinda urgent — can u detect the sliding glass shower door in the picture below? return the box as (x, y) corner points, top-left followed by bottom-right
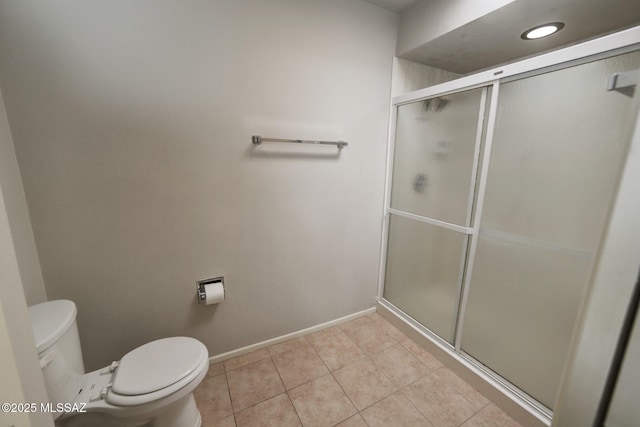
(383, 87), (488, 343)
(382, 46), (640, 415)
(460, 50), (640, 409)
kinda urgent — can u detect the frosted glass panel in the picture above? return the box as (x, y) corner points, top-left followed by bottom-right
(391, 88), (483, 226)
(463, 234), (591, 406)
(383, 215), (467, 343)
(462, 50), (640, 409)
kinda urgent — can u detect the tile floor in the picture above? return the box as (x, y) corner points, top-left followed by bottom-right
(194, 312), (522, 427)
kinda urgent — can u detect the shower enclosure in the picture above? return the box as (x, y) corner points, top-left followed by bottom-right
(379, 28), (640, 422)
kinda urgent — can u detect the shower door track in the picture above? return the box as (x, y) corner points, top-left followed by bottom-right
(378, 298), (553, 422)
(377, 25), (640, 427)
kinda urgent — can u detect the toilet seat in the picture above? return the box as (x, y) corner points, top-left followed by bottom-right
(106, 337), (208, 407)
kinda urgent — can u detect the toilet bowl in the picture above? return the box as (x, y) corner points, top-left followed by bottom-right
(28, 300), (209, 427)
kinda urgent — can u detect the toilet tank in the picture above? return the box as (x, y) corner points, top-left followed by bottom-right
(28, 300), (85, 408)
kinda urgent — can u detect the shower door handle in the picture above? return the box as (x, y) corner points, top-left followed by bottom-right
(607, 69), (639, 96)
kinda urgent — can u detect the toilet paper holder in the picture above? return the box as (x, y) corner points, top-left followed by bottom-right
(197, 276), (224, 304)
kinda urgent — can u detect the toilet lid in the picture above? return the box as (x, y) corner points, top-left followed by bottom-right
(111, 337), (207, 396)
(28, 300), (77, 353)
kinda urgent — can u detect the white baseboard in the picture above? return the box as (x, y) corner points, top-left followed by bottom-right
(208, 307), (376, 364)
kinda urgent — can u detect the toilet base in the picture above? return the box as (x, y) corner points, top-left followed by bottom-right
(55, 393), (201, 427)
(154, 394), (201, 427)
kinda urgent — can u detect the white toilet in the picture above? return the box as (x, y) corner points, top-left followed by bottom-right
(28, 300), (209, 427)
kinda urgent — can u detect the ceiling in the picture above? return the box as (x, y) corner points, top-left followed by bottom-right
(367, 0), (640, 74)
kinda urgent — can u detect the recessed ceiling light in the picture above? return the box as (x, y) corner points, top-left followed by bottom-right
(521, 22), (565, 40)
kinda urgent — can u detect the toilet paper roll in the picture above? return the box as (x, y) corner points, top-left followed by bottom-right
(203, 282), (225, 305)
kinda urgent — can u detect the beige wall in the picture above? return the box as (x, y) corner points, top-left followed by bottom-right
(0, 97), (53, 424)
(0, 302), (29, 427)
(396, 0), (514, 57)
(391, 57), (460, 97)
(0, 91), (46, 305)
(0, 0), (398, 369)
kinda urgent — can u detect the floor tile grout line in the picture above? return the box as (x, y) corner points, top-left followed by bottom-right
(224, 369), (240, 417)
(222, 369), (236, 420)
(358, 324), (399, 356)
(328, 368), (360, 425)
(229, 355), (289, 416)
(432, 365), (490, 412)
(343, 365), (436, 426)
(228, 347), (339, 426)
(306, 328), (367, 425)
(221, 338), (319, 420)
(345, 320), (444, 426)
(319, 328), (366, 422)
(458, 400), (494, 427)
(330, 412), (371, 427)
(271, 342), (335, 393)
(230, 390), (288, 415)
(283, 389), (305, 427)
(330, 353), (402, 415)
(239, 318), (405, 408)
(323, 317), (437, 420)
(232, 388), (304, 426)
(223, 350), (271, 374)
(268, 353), (290, 396)
(397, 385), (436, 427)
(205, 315), (508, 427)
(457, 411), (497, 427)
(460, 402), (498, 427)
(307, 336), (333, 374)
(199, 370), (237, 423)
(311, 324), (362, 372)
(401, 369), (489, 427)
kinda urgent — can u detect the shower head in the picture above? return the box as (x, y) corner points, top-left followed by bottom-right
(423, 97), (449, 112)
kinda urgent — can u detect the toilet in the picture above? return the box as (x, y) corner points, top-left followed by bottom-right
(28, 300), (209, 427)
